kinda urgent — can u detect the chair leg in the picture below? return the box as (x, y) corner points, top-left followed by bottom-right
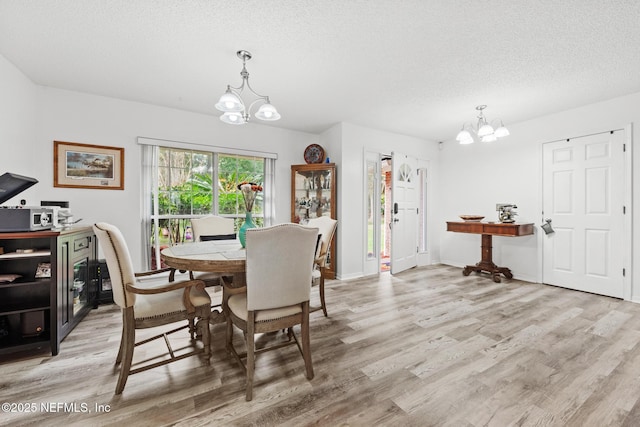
(116, 319), (126, 364)
(319, 272), (328, 317)
(246, 312), (256, 401)
(301, 302), (314, 380)
(198, 317), (211, 359)
(116, 309), (135, 394)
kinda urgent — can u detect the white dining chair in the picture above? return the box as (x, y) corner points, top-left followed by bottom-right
(224, 223), (318, 400)
(93, 222), (211, 394)
(190, 215), (236, 287)
(304, 216), (337, 316)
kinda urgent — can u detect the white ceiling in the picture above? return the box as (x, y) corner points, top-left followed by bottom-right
(1, 0), (640, 141)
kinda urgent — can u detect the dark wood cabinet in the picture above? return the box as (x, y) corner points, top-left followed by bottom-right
(291, 163), (337, 279)
(0, 227), (97, 356)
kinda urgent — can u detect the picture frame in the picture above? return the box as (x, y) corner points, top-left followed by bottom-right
(53, 141), (124, 190)
(35, 262), (51, 279)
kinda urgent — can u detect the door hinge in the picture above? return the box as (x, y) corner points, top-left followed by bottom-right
(623, 206), (626, 214)
(623, 268), (626, 277)
(623, 143), (626, 152)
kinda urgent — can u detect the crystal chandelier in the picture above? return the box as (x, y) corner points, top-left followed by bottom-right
(455, 105), (509, 144)
(215, 50), (281, 125)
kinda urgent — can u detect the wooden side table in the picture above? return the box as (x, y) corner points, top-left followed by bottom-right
(446, 221), (534, 283)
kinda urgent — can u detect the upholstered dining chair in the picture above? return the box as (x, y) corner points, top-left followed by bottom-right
(225, 223), (318, 401)
(93, 222), (211, 395)
(304, 216), (338, 316)
(191, 215), (235, 242)
(190, 215), (236, 287)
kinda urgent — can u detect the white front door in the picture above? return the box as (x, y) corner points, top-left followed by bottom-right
(542, 130), (625, 298)
(391, 152), (418, 274)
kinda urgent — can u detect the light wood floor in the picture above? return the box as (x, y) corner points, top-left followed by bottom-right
(3, 264), (640, 426)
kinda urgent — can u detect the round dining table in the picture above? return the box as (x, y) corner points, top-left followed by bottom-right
(161, 240), (246, 277)
(161, 240), (248, 324)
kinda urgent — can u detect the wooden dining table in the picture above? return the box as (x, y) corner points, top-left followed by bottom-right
(160, 240), (247, 324)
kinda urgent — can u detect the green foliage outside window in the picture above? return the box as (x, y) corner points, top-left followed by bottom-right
(151, 148), (265, 251)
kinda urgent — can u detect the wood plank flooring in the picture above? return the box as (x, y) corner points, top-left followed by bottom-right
(3, 264), (640, 426)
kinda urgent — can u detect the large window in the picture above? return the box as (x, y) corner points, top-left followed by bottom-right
(144, 144), (272, 269)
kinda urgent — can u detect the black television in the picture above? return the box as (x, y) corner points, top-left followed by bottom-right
(0, 173), (38, 205)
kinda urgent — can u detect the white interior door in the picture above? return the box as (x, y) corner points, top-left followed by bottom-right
(542, 130), (625, 298)
(391, 152), (417, 274)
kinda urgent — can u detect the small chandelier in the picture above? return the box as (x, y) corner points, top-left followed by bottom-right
(215, 50), (281, 125)
(455, 105), (509, 144)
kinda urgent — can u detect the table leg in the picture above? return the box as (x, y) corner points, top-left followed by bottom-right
(462, 234), (513, 282)
(210, 272), (247, 325)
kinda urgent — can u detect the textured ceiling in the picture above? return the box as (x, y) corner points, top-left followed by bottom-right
(1, 0), (639, 141)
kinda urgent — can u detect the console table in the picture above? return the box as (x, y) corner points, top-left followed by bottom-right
(446, 221), (534, 283)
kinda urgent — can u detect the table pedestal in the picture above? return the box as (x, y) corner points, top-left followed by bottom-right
(462, 234), (513, 283)
(217, 272), (246, 325)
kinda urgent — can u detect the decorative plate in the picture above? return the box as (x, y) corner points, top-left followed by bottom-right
(460, 215), (485, 222)
(304, 144), (325, 164)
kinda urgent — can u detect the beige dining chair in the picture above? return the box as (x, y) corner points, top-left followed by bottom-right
(191, 215), (235, 241)
(190, 215), (236, 287)
(93, 222), (211, 395)
(225, 223), (318, 401)
(304, 216), (338, 316)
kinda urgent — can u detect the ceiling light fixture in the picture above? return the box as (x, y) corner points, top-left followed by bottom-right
(215, 50), (281, 125)
(455, 105), (509, 144)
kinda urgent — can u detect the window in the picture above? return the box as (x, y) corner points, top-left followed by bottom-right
(418, 167), (428, 252)
(142, 144), (274, 269)
(366, 159), (378, 260)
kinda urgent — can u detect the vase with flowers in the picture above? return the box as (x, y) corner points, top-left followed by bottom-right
(237, 181), (262, 247)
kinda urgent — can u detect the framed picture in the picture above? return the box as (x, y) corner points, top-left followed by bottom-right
(54, 141), (124, 190)
(35, 263), (51, 279)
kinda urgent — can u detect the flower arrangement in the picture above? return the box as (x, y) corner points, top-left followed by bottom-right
(237, 181), (263, 212)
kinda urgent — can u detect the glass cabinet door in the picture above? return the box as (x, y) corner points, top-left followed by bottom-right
(72, 258), (88, 315)
(291, 163), (336, 223)
(291, 163), (336, 278)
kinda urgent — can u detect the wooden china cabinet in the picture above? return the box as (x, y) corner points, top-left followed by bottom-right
(291, 163), (337, 279)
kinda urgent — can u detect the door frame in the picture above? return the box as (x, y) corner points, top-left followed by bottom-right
(416, 159), (432, 267)
(362, 151), (432, 277)
(538, 124), (633, 299)
(622, 123), (633, 300)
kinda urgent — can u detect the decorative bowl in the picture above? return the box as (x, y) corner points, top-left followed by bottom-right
(459, 215), (485, 222)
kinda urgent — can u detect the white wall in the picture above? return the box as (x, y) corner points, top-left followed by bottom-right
(3, 51), (441, 279)
(438, 92), (639, 297)
(322, 122), (440, 280)
(0, 54), (38, 201)
(5, 51), (640, 298)
(28, 87), (320, 269)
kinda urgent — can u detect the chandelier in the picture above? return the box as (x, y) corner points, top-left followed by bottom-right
(455, 105), (509, 144)
(215, 50), (281, 125)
